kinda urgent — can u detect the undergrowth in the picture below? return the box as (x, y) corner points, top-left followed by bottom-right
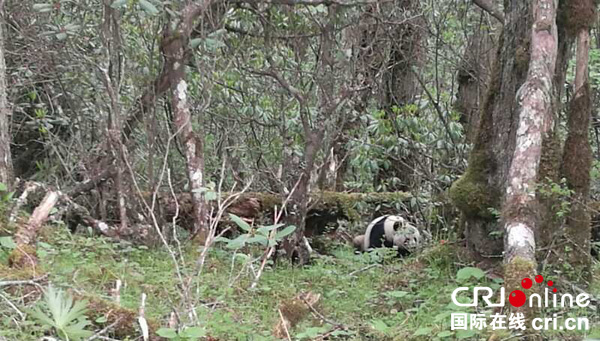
(0, 225), (599, 340)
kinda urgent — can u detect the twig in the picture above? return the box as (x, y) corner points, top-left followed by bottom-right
(301, 298), (343, 328)
(347, 264), (381, 276)
(0, 274), (48, 287)
(87, 317), (124, 341)
(0, 292), (25, 320)
(250, 177), (303, 289)
(277, 309), (292, 341)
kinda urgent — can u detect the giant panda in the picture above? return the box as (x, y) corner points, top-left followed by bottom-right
(356, 215), (422, 256)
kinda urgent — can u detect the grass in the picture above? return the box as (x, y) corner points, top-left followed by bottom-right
(1, 224), (600, 340)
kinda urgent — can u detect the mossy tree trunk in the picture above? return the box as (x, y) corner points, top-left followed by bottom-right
(449, 0), (531, 258)
(536, 0), (574, 258)
(454, 8), (498, 143)
(561, 0), (596, 275)
(503, 0), (558, 314)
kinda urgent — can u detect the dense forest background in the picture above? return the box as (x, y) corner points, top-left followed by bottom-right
(1, 0), (600, 340)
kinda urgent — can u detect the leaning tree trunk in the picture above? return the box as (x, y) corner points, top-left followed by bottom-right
(454, 9), (497, 143)
(503, 0), (557, 296)
(0, 4), (13, 189)
(561, 0), (596, 275)
(449, 0), (531, 258)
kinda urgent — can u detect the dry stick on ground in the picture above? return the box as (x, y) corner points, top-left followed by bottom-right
(301, 297), (343, 328)
(277, 309), (292, 341)
(347, 263), (382, 276)
(0, 292), (25, 320)
(14, 191), (60, 246)
(86, 317), (124, 341)
(9, 181), (39, 222)
(0, 274), (48, 287)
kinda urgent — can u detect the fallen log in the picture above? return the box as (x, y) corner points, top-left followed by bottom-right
(10, 191), (60, 268)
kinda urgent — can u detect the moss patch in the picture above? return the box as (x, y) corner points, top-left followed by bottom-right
(449, 150), (497, 220)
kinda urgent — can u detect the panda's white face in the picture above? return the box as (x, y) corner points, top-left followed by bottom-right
(394, 224), (422, 250)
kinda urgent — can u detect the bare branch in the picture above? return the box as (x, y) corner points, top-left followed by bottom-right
(472, 0), (504, 24)
(229, 0), (387, 6)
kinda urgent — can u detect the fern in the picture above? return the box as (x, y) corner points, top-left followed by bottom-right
(28, 286), (93, 341)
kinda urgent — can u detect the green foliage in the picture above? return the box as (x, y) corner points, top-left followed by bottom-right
(156, 326), (206, 340)
(216, 213), (296, 249)
(0, 226), (597, 340)
(537, 177), (575, 219)
(455, 266), (485, 283)
(27, 286), (93, 341)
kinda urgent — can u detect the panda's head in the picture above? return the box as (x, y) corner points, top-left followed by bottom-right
(393, 223), (422, 252)
(383, 215), (406, 239)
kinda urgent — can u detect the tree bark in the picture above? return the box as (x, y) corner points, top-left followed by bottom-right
(164, 2), (216, 240)
(561, 0), (596, 274)
(503, 0), (557, 291)
(449, 0), (531, 258)
(455, 10), (497, 142)
(0, 3), (12, 189)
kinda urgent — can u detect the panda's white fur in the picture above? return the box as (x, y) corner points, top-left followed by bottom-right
(363, 215), (404, 251)
(393, 223), (422, 253)
(361, 215), (422, 255)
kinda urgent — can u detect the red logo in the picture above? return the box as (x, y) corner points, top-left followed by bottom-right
(509, 275), (557, 307)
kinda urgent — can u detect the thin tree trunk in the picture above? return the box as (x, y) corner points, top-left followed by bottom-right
(561, 0), (595, 274)
(503, 0), (557, 295)
(101, 0), (128, 232)
(163, 0), (223, 240)
(0, 3), (12, 189)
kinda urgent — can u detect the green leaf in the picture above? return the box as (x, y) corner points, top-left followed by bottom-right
(257, 223), (284, 235)
(0, 237), (16, 249)
(413, 327), (432, 336)
(190, 38), (203, 49)
(229, 214), (251, 232)
(111, 0), (128, 8)
(28, 286), (92, 340)
(0, 182), (7, 191)
(204, 191), (217, 201)
(214, 236), (231, 243)
(384, 291), (409, 299)
(246, 235), (269, 246)
(275, 225), (296, 240)
(204, 38), (226, 51)
(138, 0), (159, 15)
(456, 330), (477, 339)
(456, 267), (485, 282)
(437, 330), (454, 338)
(95, 316), (108, 323)
(180, 326), (206, 338)
(156, 328), (178, 338)
(32, 3), (53, 12)
(370, 319), (388, 332)
(226, 234), (250, 249)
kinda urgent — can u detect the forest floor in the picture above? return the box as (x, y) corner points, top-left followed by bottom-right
(1, 225), (600, 340)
